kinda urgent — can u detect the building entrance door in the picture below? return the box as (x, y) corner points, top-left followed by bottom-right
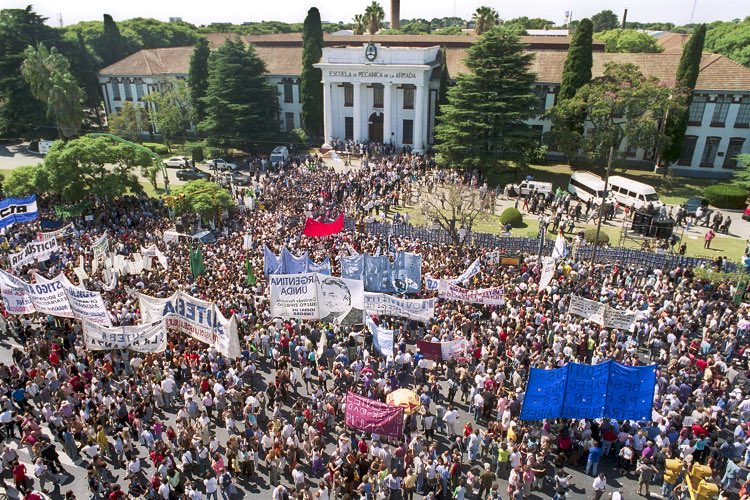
(368, 112), (383, 143)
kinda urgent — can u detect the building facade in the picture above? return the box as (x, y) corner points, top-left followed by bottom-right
(97, 33), (750, 177)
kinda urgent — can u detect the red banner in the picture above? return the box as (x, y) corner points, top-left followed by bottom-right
(416, 339), (443, 361)
(303, 214), (344, 237)
(345, 392), (403, 438)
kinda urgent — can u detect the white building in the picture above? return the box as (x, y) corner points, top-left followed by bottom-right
(97, 33), (750, 177)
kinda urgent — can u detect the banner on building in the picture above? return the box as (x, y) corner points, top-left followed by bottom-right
(269, 272), (364, 325)
(37, 222), (75, 241)
(538, 257), (556, 290)
(8, 238), (59, 270)
(139, 291), (241, 358)
(303, 213), (345, 237)
(437, 280), (504, 306)
(345, 391), (403, 439)
(364, 292), (435, 322)
(0, 194), (38, 230)
(83, 319), (167, 353)
(416, 338), (469, 361)
(342, 252), (422, 294)
(366, 316), (394, 357)
(520, 360), (656, 422)
(569, 295), (638, 330)
(263, 245), (332, 277)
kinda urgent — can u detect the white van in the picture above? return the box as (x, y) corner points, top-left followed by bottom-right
(567, 171), (608, 204)
(510, 180), (553, 196)
(607, 175), (662, 210)
(38, 139), (55, 155)
(269, 146), (289, 166)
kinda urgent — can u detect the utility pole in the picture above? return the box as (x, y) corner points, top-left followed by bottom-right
(591, 146), (614, 266)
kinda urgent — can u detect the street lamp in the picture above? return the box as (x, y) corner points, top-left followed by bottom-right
(591, 146), (614, 265)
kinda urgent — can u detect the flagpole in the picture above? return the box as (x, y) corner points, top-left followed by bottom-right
(591, 147), (614, 267)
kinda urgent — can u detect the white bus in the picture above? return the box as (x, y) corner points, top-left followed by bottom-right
(567, 171), (608, 204)
(607, 175), (662, 210)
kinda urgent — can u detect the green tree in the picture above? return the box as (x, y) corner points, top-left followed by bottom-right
(301, 7), (324, 139)
(68, 33), (103, 125)
(434, 26), (464, 35)
(704, 19), (750, 68)
(597, 29), (663, 53)
(198, 39), (279, 150)
(591, 9), (619, 32)
(548, 63), (687, 162)
(400, 19), (432, 34)
(108, 102), (150, 143)
(172, 179), (234, 225)
(352, 14), (366, 35)
(2, 165), (41, 197)
(364, 2), (385, 35)
(100, 14), (127, 67)
(0, 6), (61, 138)
(559, 18), (593, 102)
(472, 6), (499, 35)
(42, 135), (153, 202)
(21, 43), (85, 138)
(188, 37), (210, 123)
(143, 79), (195, 150)
(434, 28), (538, 175)
(505, 17), (553, 29)
(119, 18), (199, 48)
(663, 24), (706, 164)
(435, 48), (450, 117)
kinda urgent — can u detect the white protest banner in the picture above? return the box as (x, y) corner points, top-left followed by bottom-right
(603, 307), (638, 331)
(92, 233), (109, 259)
(441, 338), (468, 359)
(8, 238), (59, 270)
(568, 295), (606, 325)
(243, 234), (253, 251)
(21, 272), (74, 318)
(538, 257), (556, 290)
(141, 245), (168, 270)
(364, 292), (435, 322)
(83, 319), (166, 353)
(60, 275), (112, 326)
(73, 266), (88, 285)
(0, 269), (35, 315)
(425, 275), (440, 291)
(139, 291), (241, 358)
(437, 280), (505, 306)
(269, 273), (365, 325)
(37, 222), (74, 241)
(451, 258), (481, 285)
(366, 316), (394, 357)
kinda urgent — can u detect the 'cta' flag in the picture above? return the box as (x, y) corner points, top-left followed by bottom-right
(0, 194), (38, 229)
(303, 213), (344, 237)
(345, 392), (403, 438)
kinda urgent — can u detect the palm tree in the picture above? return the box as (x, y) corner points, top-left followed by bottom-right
(353, 14), (366, 35)
(364, 1), (385, 35)
(473, 6), (500, 35)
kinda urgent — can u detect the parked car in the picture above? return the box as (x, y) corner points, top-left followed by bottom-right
(743, 206), (750, 221)
(207, 158), (239, 171)
(268, 146), (289, 167)
(176, 167), (212, 181)
(192, 230), (217, 244)
(219, 171), (252, 186)
(164, 156), (190, 168)
(682, 197), (709, 216)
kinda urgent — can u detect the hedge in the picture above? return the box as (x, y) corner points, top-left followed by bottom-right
(584, 228), (610, 245)
(704, 184), (748, 210)
(143, 142), (169, 155)
(499, 207), (523, 227)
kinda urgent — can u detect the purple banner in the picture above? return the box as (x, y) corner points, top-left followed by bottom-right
(345, 392), (403, 438)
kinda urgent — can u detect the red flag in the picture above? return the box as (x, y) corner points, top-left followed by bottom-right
(303, 213), (344, 237)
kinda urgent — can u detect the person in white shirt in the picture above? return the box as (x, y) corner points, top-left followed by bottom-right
(443, 406), (459, 436)
(592, 473), (607, 499)
(204, 475), (218, 500)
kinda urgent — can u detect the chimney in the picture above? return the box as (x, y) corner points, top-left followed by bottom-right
(391, 0), (400, 30)
(621, 8), (628, 29)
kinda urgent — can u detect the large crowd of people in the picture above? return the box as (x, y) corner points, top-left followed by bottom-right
(0, 152), (748, 500)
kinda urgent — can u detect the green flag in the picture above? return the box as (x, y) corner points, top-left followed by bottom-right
(245, 255), (256, 286)
(190, 243), (204, 278)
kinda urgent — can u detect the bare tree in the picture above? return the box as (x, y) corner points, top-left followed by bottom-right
(419, 183), (493, 246)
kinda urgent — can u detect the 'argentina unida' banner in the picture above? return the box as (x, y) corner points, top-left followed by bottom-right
(437, 279), (505, 306)
(0, 195), (38, 230)
(364, 292), (435, 322)
(8, 238), (59, 270)
(269, 272), (365, 325)
(83, 319), (167, 353)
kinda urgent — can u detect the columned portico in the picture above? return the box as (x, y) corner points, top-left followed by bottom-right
(315, 44), (441, 152)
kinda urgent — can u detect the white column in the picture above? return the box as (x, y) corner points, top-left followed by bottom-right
(413, 84), (425, 152)
(322, 81), (332, 148)
(353, 83), (363, 141)
(383, 84), (393, 145)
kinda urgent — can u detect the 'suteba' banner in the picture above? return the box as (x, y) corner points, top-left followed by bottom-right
(37, 222), (75, 241)
(416, 338), (469, 361)
(345, 391), (403, 439)
(341, 252), (422, 294)
(83, 319), (167, 353)
(364, 292), (435, 322)
(139, 291), (241, 358)
(520, 360), (657, 421)
(0, 195), (38, 230)
(263, 245), (331, 277)
(437, 280), (504, 306)
(269, 272), (364, 325)
(538, 257), (556, 290)
(366, 316), (394, 357)
(303, 213), (344, 237)
(568, 295), (638, 331)
(8, 238), (59, 270)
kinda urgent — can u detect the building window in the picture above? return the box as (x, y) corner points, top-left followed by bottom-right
(711, 96), (731, 127)
(343, 84), (353, 107)
(677, 135), (698, 166)
(283, 79), (294, 104)
(373, 84), (384, 109)
(403, 85), (414, 110)
(402, 119), (413, 144)
(700, 136), (721, 168)
(123, 81), (133, 101)
(532, 87), (547, 115)
(285, 112), (295, 133)
(688, 96), (707, 126)
(345, 117), (353, 140)
(111, 79), (121, 101)
(135, 81), (144, 101)
(724, 138), (746, 169)
(736, 98), (750, 128)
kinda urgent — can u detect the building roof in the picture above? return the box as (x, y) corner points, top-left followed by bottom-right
(99, 34), (750, 92)
(654, 32), (691, 54)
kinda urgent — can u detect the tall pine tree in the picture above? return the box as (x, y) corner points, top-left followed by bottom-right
(101, 14), (127, 67)
(559, 18), (593, 102)
(663, 24), (706, 164)
(300, 7), (324, 140)
(198, 39), (279, 150)
(434, 28), (538, 175)
(188, 37), (210, 122)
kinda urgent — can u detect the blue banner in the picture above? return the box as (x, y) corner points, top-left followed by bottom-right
(342, 254), (364, 280)
(520, 360), (656, 421)
(392, 251), (422, 293)
(264, 246), (331, 277)
(308, 257), (332, 276)
(263, 245), (281, 278)
(0, 194), (38, 229)
(365, 255), (394, 292)
(281, 247), (309, 275)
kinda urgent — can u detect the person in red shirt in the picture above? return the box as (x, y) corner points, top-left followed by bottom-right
(12, 461), (27, 492)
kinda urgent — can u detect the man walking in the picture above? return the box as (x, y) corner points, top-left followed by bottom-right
(585, 441), (603, 476)
(592, 473), (607, 500)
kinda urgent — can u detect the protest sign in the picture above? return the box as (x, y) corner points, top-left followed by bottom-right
(345, 392), (403, 438)
(538, 257), (556, 290)
(141, 245), (168, 269)
(6, 272), (75, 318)
(264, 245), (334, 278)
(60, 275), (112, 326)
(364, 293), (435, 322)
(451, 258), (481, 285)
(0, 194), (38, 229)
(603, 307), (638, 331)
(37, 222), (74, 241)
(366, 317), (394, 357)
(8, 238), (59, 270)
(342, 252), (422, 294)
(416, 338), (468, 361)
(270, 272), (364, 325)
(83, 319), (167, 353)
(437, 280), (504, 306)
(568, 295), (606, 325)
(303, 213), (344, 237)
(0, 270), (34, 315)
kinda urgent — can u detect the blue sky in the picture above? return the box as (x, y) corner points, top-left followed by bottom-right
(5, 0), (747, 27)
